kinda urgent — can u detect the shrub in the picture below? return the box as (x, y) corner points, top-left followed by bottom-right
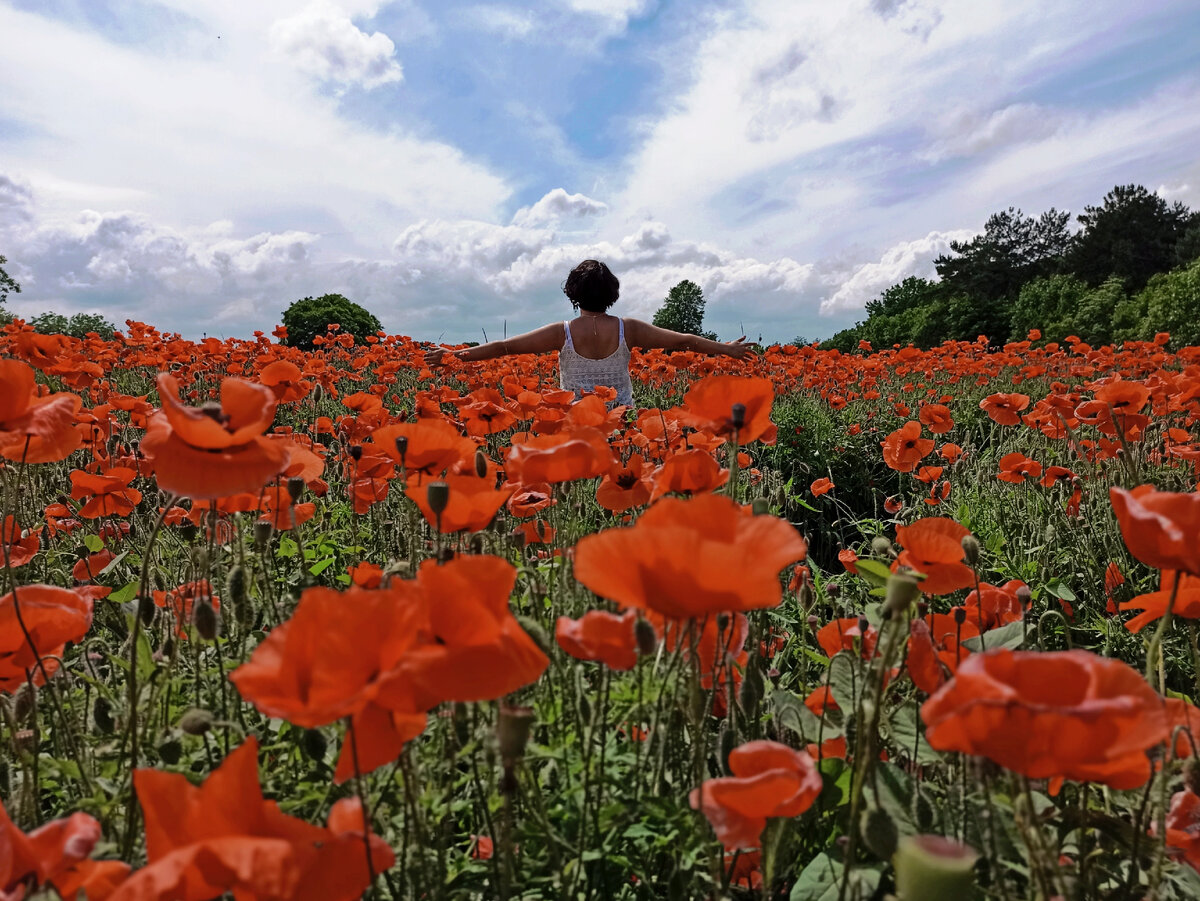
(281, 293), (382, 350)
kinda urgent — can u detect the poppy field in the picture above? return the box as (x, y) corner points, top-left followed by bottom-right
(6, 319), (1200, 900)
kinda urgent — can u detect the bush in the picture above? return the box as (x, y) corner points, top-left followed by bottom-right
(281, 293), (382, 350)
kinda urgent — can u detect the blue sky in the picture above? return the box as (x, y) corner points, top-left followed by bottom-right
(1, 0), (1199, 343)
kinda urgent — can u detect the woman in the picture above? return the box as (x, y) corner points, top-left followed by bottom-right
(423, 260), (754, 406)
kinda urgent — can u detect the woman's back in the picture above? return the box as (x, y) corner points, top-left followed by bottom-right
(559, 315), (634, 406)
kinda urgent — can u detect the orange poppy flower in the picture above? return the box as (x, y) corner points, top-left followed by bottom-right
(915, 465), (944, 483)
(371, 419), (476, 480)
(810, 477), (834, 496)
(650, 448), (729, 500)
(1111, 485), (1200, 577)
(979, 393), (1030, 426)
(0, 358), (82, 463)
(0, 585), (93, 692)
(573, 493), (807, 620)
(1, 516), (40, 567)
(348, 561), (384, 588)
(404, 473), (511, 533)
(112, 737), (392, 901)
(689, 741), (822, 849)
(1165, 697), (1200, 759)
(257, 486), (316, 531)
(922, 649), (1168, 790)
(555, 609), (639, 671)
(816, 617), (879, 659)
(1119, 570), (1200, 632)
(141, 374), (289, 499)
(1166, 787), (1200, 871)
(893, 518), (976, 595)
(507, 481), (556, 517)
(595, 454), (653, 512)
(69, 467), (143, 518)
(939, 443), (963, 463)
(907, 619), (947, 694)
(258, 359), (313, 403)
(918, 403), (954, 434)
(1040, 465), (1077, 487)
(505, 428), (615, 484)
(1104, 561), (1125, 614)
(678, 375), (777, 445)
(0, 800), (129, 901)
(153, 581), (221, 640)
(837, 548), (858, 574)
(881, 421), (934, 473)
(962, 580), (1027, 630)
(996, 452), (1043, 484)
(883, 495), (903, 514)
(804, 685), (837, 716)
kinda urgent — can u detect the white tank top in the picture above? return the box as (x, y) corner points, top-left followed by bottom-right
(559, 318), (635, 407)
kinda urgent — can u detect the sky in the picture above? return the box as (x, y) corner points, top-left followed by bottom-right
(1, 0), (1199, 344)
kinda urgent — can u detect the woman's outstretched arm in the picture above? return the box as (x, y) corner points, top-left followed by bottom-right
(625, 319), (755, 359)
(423, 323), (564, 368)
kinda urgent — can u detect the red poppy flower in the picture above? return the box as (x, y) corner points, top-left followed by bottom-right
(1, 516), (39, 567)
(508, 481), (556, 517)
(1, 800), (129, 901)
(141, 374), (289, 499)
(111, 737), (393, 901)
(405, 473), (512, 533)
(804, 685), (837, 716)
(1111, 485), (1200, 577)
(837, 548), (858, 574)
(915, 465), (944, 483)
(689, 741), (822, 849)
(371, 419), (476, 480)
(816, 617), (879, 659)
(883, 496), (903, 514)
(881, 421), (934, 473)
(70, 467), (143, 518)
(679, 376), (777, 445)
(1119, 570), (1200, 632)
(922, 649), (1168, 790)
(0, 585), (93, 692)
(892, 518), (976, 595)
(810, 477), (834, 496)
(1166, 787), (1200, 871)
(939, 443), (964, 463)
(257, 486), (316, 531)
(980, 393), (1030, 426)
(348, 561), (384, 588)
(259, 359), (313, 403)
(0, 358), (83, 463)
(573, 493), (807, 619)
(596, 454), (653, 512)
(996, 453), (1043, 484)
(505, 428), (615, 484)
(919, 403), (954, 434)
(1165, 697), (1200, 760)
(650, 448), (729, 500)
(555, 609), (639, 671)
(1040, 465), (1078, 487)
(962, 580), (1026, 630)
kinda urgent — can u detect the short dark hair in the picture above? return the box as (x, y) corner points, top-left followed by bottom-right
(563, 260), (619, 312)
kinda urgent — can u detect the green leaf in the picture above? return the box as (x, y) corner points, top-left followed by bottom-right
(106, 581), (139, 605)
(1046, 581), (1077, 603)
(873, 762), (923, 838)
(827, 651), (862, 713)
(277, 536), (299, 558)
(790, 853), (881, 901)
(886, 702), (943, 765)
(769, 688), (821, 741)
(855, 558), (892, 588)
(962, 619), (1027, 653)
(308, 557), (335, 576)
(84, 534), (103, 552)
(97, 551), (127, 576)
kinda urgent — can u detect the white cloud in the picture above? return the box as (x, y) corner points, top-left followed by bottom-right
(269, 1), (404, 89)
(561, 0), (654, 25)
(462, 5), (537, 39)
(819, 229), (974, 315)
(922, 102), (1063, 162)
(510, 188), (608, 228)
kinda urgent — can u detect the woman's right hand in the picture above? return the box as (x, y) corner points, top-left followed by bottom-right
(423, 346), (464, 369)
(722, 337), (757, 360)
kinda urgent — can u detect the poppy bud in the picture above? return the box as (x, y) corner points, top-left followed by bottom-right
(179, 708), (214, 736)
(162, 637), (175, 659)
(228, 565), (253, 628)
(194, 598), (219, 641)
(751, 497), (770, 516)
(871, 536), (893, 557)
(861, 806), (899, 859)
(953, 606), (966, 625)
(739, 663), (763, 711)
(893, 835), (978, 901)
(717, 612), (731, 633)
(190, 545), (209, 572)
(286, 476), (305, 503)
(127, 521), (138, 539)
(311, 383), (324, 403)
(497, 704), (534, 763)
(1015, 585), (1032, 608)
(474, 449), (488, 479)
(349, 444), (363, 461)
(13, 683), (36, 722)
(858, 615), (870, 634)
(635, 618), (658, 656)
(885, 573), (921, 615)
(179, 521), (198, 543)
(157, 737), (182, 765)
(825, 583), (841, 599)
(806, 614), (819, 630)
(253, 520), (273, 549)
(730, 403), (746, 431)
(138, 594), (156, 627)
(799, 579), (815, 611)
(470, 534), (485, 555)
(515, 615), (551, 657)
(394, 435), (408, 464)
(301, 728), (327, 762)
(961, 535), (980, 566)
(718, 722), (737, 774)
(93, 697), (114, 734)
(427, 481), (450, 516)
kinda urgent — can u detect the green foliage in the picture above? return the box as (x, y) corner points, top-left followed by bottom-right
(0, 253), (19, 305)
(29, 310), (117, 339)
(281, 293), (382, 350)
(652, 279), (716, 339)
(1125, 258), (1200, 346)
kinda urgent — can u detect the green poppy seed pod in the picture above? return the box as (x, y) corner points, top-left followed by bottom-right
(190, 545), (209, 572)
(138, 594), (156, 627)
(427, 481), (450, 516)
(157, 737), (182, 765)
(393, 435), (408, 464)
(893, 835), (978, 901)
(286, 476), (305, 503)
(751, 497), (770, 516)
(193, 598), (219, 641)
(179, 708), (214, 736)
(474, 449), (488, 479)
(953, 606), (966, 625)
(718, 722), (737, 774)
(871, 536), (894, 557)
(93, 696), (114, 734)
(179, 521), (198, 543)
(730, 402), (746, 430)
(470, 534), (485, 555)
(635, 618), (658, 656)
(349, 444), (363, 461)
(301, 728), (327, 762)
(861, 806), (899, 860)
(961, 534), (980, 566)
(497, 704), (534, 763)
(253, 520), (273, 549)
(311, 383), (324, 403)
(885, 573), (921, 615)
(13, 683), (36, 722)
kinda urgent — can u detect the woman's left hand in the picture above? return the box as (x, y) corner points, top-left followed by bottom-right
(423, 346), (463, 369)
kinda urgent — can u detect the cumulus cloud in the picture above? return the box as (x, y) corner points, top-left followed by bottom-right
(510, 189), (609, 228)
(820, 229), (974, 315)
(462, 5), (537, 39)
(269, 1), (404, 89)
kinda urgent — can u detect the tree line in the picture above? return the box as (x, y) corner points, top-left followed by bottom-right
(820, 184), (1200, 351)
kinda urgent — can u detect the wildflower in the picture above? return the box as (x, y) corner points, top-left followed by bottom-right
(979, 393), (1030, 426)
(0, 586), (93, 693)
(1110, 485), (1200, 576)
(0, 357), (82, 462)
(892, 518), (977, 595)
(881, 422), (933, 472)
(810, 477), (834, 496)
(555, 609), (639, 671)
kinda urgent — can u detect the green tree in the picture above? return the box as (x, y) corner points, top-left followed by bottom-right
(1067, 184), (1194, 291)
(1132, 259), (1200, 346)
(652, 280), (716, 339)
(29, 311), (117, 339)
(0, 254), (18, 305)
(281, 294), (382, 350)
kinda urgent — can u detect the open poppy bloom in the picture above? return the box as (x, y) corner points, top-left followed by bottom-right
(0, 357), (83, 463)
(892, 517), (976, 595)
(0, 585), (93, 692)
(810, 477), (834, 496)
(1111, 485), (1200, 577)
(555, 609), (639, 671)
(1119, 570), (1200, 632)
(881, 421), (934, 473)
(1166, 787), (1200, 872)
(70, 467), (143, 518)
(816, 617), (879, 659)
(140, 374), (289, 499)
(689, 740), (822, 849)
(595, 454), (652, 512)
(258, 359), (313, 403)
(922, 649), (1168, 791)
(1, 515), (40, 567)
(918, 403), (954, 434)
(505, 427), (615, 484)
(110, 737), (393, 901)
(996, 452), (1042, 484)
(650, 448), (729, 500)
(979, 393), (1030, 426)
(677, 375), (777, 445)
(404, 472), (512, 533)
(962, 580), (1027, 630)
(573, 493), (807, 620)
(1, 800), (129, 901)
(371, 419), (476, 480)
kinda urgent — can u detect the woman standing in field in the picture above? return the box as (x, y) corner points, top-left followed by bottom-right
(423, 259), (754, 405)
